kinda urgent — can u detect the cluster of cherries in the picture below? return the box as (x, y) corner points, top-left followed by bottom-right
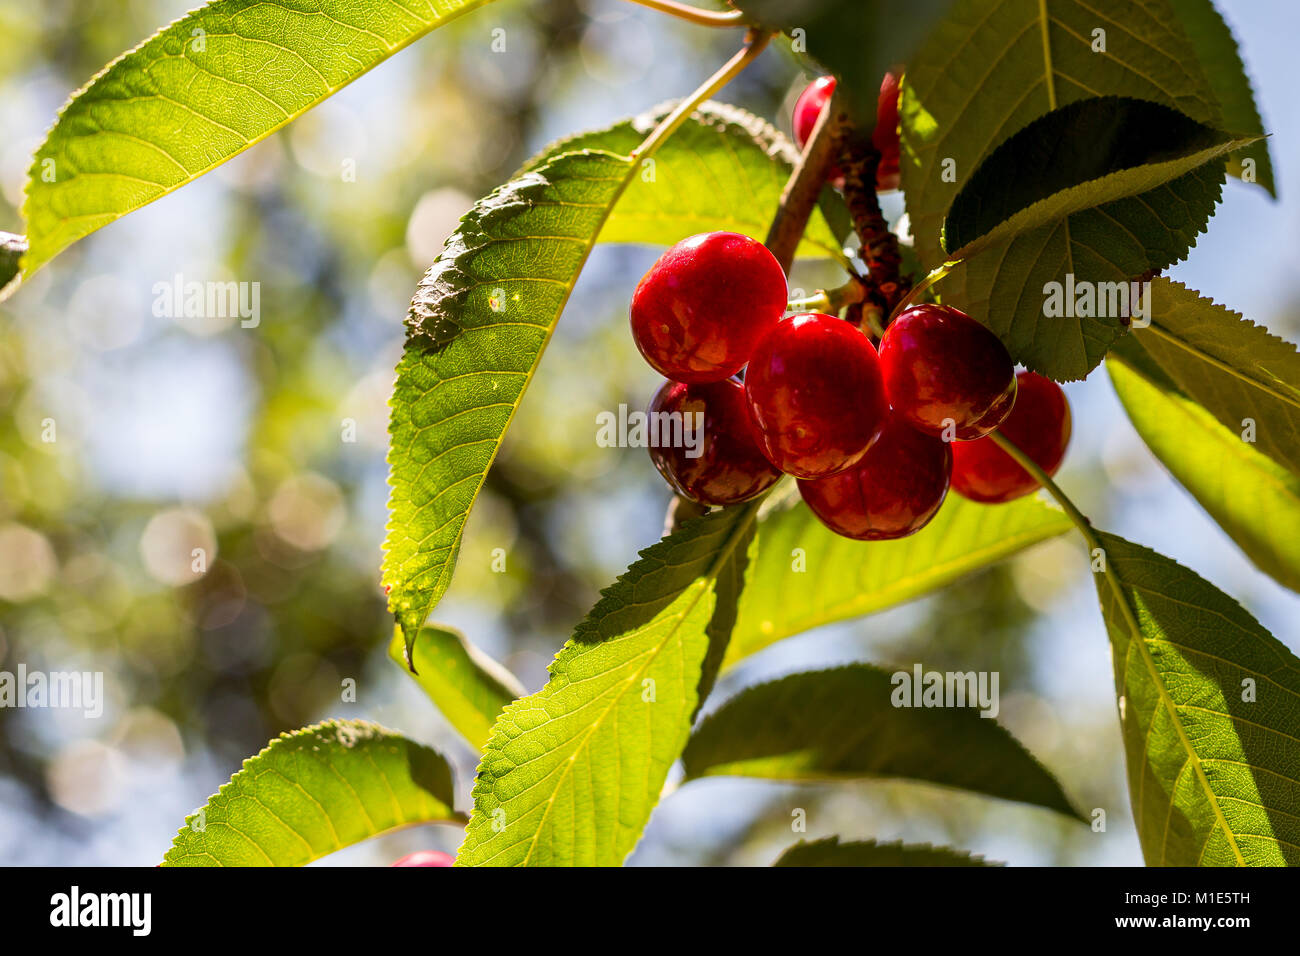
(628, 78), (1070, 541)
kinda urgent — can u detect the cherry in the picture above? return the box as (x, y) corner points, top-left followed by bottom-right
(648, 378), (783, 506)
(798, 411), (951, 540)
(793, 76), (843, 180)
(630, 232), (787, 384)
(950, 371), (1071, 504)
(744, 312), (888, 479)
(873, 71), (902, 191)
(879, 303), (1017, 440)
(391, 850), (454, 867)
(792, 72), (902, 190)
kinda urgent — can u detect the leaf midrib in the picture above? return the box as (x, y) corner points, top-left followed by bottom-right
(514, 501), (761, 866)
(1102, 550), (1247, 866)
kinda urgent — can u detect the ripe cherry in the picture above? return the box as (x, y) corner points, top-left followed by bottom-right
(950, 371), (1071, 504)
(792, 72), (902, 190)
(879, 303), (1017, 440)
(745, 312), (888, 479)
(798, 411), (951, 540)
(873, 71), (902, 191)
(630, 232), (787, 384)
(793, 75), (843, 180)
(648, 378), (783, 506)
(391, 850), (454, 867)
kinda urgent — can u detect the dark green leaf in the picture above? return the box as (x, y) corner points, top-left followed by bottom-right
(683, 664), (1082, 819)
(1168, 0), (1276, 196)
(774, 836), (999, 866)
(732, 0), (952, 123)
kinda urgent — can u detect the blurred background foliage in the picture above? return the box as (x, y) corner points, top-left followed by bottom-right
(0, 0), (1297, 866)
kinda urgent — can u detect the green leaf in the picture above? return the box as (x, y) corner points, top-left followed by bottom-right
(457, 504), (758, 866)
(944, 98), (1248, 259)
(535, 101), (846, 260)
(1109, 354), (1300, 593)
(389, 623), (524, 752)
(1092, 531), (1300, 865)
(21, 0), (493, 275)
(162, 719), (459, 867)
(903, 0), (1224, 273)
(731, 0), (952, 123)
(385, 148), (634, 660)
(1128, 279), (1300, 476)
(774, 836), (999, 866)
(724, 491), (1071, 668)
(682, 664), (1081, 819)
(385, 105), (845, 659)
(0, 232), (24, 302)
(938, 98), (1250, 380)
(1168, 0), (1275, 196)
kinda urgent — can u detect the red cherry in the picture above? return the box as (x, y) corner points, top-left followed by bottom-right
(874, 71), (902, 191)
(648, 378), (783, 506)
(879, 303), (1017, 440)
(793, 75), (843, 180)
(793, 73), (902, 190)
(951, 371), (1071, 504)
(744, 312), (888, 479)
(630, 232), (788, 384)
(391, 850), (454, 867)
(798, 411), (951, 540)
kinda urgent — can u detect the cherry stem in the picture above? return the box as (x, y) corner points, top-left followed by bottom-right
(622, 0), (748, 27)
(988, 429), (1098, 551)
(988, 430), (1152, 666)
(631, 29), (772, 163)
(887, 258), (962, 324)
(840, 135), (910, 320)
(765, 86), (850, 275)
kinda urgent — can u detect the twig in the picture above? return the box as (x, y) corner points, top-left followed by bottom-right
(764, 87), (850, 275)
(840, 133), (910, 321)
(631, 29), (772, 162)
(623, 0), (748, 28)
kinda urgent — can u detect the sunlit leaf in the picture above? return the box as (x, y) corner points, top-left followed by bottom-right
(1093, 532), (1300, 865)
(457, 504), (757, 866)
(22, 0), (495, 274)
(389, 623), (524, 751)
(1109, 353), (1300, 593)
(724, 491), (1070, 668)
(162, 719), (459, 867)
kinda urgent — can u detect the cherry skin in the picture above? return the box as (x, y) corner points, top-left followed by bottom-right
(647, 378), (783, 506)
(798, 411), (952, 540)
(879, 303), (1017, 440)
(630, 232), (787, 384)
(873, 71), (902, 191)
(793, 75), (843, 180)
(793, 73), (902, 190)
(950, 371), (1072, 504)
(391, 850), (454, 867)
(744, 312), (888, 479)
